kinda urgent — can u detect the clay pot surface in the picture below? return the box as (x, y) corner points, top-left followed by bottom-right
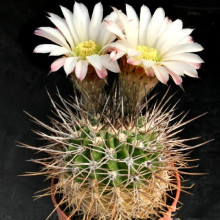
(51, 178), (68, 220)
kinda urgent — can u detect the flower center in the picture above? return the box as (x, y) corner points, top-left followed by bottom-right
(137, 45), (159, 62)
(74, 40), (101, 59)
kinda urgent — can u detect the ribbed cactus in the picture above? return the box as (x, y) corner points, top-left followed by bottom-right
(58, 117), (169, 219)
(65, 121), (163, 187)
(21, 92), (203, 219)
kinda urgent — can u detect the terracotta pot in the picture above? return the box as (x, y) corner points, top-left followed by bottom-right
(159, 171), (181, 220)
(51, 178), (68, 220)
(51, 171), (181, 220)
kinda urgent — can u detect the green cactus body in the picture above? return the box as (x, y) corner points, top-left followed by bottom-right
(65, 118), (164, 188)
(26, 93), (190, 219)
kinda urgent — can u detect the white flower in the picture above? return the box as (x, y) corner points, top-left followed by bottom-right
(34, 2), (120, 81)
(105, 5), (204, 85)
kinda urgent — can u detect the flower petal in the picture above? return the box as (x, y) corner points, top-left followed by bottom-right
(96, 22), (106, 46)
(89, 2), (103, 41)
(60, 6), (80, 45)
(163, 53), (204, 63)
(79, 3), (90, 39)
(104, 41), (131, 61)
(101, 31), (116, 47)
(158, 17), (172, 36)
(139, 5), (151, 45)
(95, 66), (108, 78)
(127, 48), (141, 57)
(47, 13), (75, 48)
(158, 28), (194, 54)
(146, 8), (165, 47)
(126, 4), (139, 45)
(49, 47), (70, 56)
(189, 63), (201, 69)
(100, 54), (120, 73)
(35, 27), (70, 50)
(127, 57), (142, 65)
(33, 44), (60, 53)
(110, 50), (126, 61)
(50, 57), (66, 72)
(114, 8), (130, 38)
(144, 67), (155, 77)
(156, 19), (183, 52)
(180, 36), (194, 44)
(106, 40), (134, 52)
(168, 71), (183, 85)
(75, 60), (88, 81)
(104, 10), (118, 22)
(64, 57), (78, 75)
(184, 69), (198, 78)
(105, 20), (125, 40)
(162, 43), (204, 57)
(161, 61), (198, 78)
(152, 65), (169, 84)
(142, 60), (155, 69)
(73, 2), (89, 41)
(86, 54), (102, 71)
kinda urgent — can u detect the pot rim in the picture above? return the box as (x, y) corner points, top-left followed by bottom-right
(51, 178), (69, 219)
(159, 170), (181, 220)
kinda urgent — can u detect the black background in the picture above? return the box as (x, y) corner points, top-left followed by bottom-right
(0, 0), (219, 219)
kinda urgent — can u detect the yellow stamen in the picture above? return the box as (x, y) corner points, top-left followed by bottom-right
(137, 45), (159, 62)
(74, 40), (101, 59)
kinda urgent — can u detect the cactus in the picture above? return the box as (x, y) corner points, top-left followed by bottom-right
(66, 118), (162, 185)
(25, 2), (206, 219)
(21, 91), (204, 220)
